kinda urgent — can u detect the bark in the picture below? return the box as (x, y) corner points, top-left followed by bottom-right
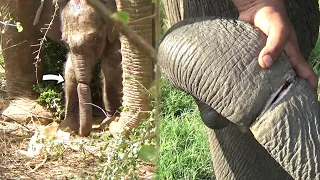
(115, 0), (153, 129)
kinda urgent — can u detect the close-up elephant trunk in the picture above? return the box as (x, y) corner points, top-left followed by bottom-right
(157, 18), (320, 179)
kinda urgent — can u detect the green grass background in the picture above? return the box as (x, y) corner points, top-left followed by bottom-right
(157, 79), (214, 179)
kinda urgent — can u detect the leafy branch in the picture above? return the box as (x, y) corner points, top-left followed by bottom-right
(0, 14), (23, 33)
(31, 1), (60, 83)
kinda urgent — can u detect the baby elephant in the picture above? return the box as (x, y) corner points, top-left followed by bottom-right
(58, 0), (122, 136)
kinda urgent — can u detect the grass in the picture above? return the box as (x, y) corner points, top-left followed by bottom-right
(157, 79), (214, 179)
(309, 33), (320, 76)
(308, 32), (320, 96)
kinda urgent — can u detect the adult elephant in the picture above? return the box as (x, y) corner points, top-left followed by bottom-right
(0, 0), (122, 136)
(160, 0), (320, 179)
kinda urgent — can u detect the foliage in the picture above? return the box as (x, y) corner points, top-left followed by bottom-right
(95, 109), (156, 179)
(160, 79), (196, 117)
(33, 39), (66, 119)
(34, 83), (64, 119)
(0, 13), (23, 33)
(112, 11), (130, 24)
(309, 35), (320, 76)
(42, 39), (67, 75)
(0, 52), (4, 68)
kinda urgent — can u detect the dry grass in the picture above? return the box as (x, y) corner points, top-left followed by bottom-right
(0, 120), (155, 179)
(0, 121), (102, 179)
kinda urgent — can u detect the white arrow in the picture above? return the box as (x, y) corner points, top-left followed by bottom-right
(42, 74), (64, 84)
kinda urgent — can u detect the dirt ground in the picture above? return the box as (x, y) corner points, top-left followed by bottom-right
(0, 118), (155, 180)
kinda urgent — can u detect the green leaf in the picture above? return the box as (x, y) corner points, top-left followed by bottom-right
(16, 22), (23, 32)
(112, 11), (130, 24)
(138, 145), (157, 163)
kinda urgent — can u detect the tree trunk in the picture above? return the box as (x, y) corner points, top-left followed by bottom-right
(115, 0), (153, 129)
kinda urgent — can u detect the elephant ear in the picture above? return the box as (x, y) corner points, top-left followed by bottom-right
(104, 0), (120, 44)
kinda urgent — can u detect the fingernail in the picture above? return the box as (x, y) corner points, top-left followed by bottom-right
(263, 55), (273, 68)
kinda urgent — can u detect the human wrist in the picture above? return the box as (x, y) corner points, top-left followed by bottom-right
(233, 0), (284, 12)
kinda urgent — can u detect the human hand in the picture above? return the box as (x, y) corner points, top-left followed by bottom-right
(233, 0), (318, 91)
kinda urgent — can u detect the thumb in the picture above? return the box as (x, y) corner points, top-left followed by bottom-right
(258, 23), (289, 68)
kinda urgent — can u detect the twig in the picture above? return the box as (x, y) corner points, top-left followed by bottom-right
(33, 2), (59, 83)
(154, 0), (161, 156)
(125, 169), (134, 180)
(131, 133), (156, 144)
(0, 21), (17, 27)
(0, 40), (27, 52)
(80, 101), (108, 117)
(129, 14), (156, 24)
(83, 147), (103, 161)
(1, 117), (33, 132)
(2, 127), (7, 155)
(2, 111), (56, 122)
(1, 127), (20, 134)
(86, 0), (157, 61)
(56, 146), (68, 160)
(131, 79), (151, 96)
(32, 153), (48, 171)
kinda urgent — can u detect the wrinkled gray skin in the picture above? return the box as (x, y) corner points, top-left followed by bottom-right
(0, 0), (122, 136)
(160, 0), (320, 179)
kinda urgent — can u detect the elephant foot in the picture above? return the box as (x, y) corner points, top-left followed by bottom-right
(58, 115), (80, 134)
(99, 115), (119, 130)
(1, 99), (53, 125)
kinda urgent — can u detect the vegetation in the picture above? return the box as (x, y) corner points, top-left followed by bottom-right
(33, 39), (66, 119)
(157, 79), (214, 179)
(309, 35), (320, 96)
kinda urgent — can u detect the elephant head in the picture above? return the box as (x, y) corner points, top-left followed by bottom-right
(157, 18), (320, 179)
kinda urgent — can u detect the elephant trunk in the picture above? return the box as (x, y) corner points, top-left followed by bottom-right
(157, 18), (320, 179)
(159, 18), (295, 127)
(250, 78), (320, 179)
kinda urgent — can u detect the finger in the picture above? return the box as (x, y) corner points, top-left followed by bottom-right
(258, 20), (289, 68)
(284, 34), (318, 91)
(293, 60), (318, 92)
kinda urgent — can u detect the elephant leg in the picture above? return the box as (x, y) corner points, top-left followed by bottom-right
(99, 45), (122, 128)
(59, 59), (79, 133)
(101, 44), (122, 116)
(208, 123), (293, 180)
(0, 0), (53, 124)
(59, 53), (94, 136)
